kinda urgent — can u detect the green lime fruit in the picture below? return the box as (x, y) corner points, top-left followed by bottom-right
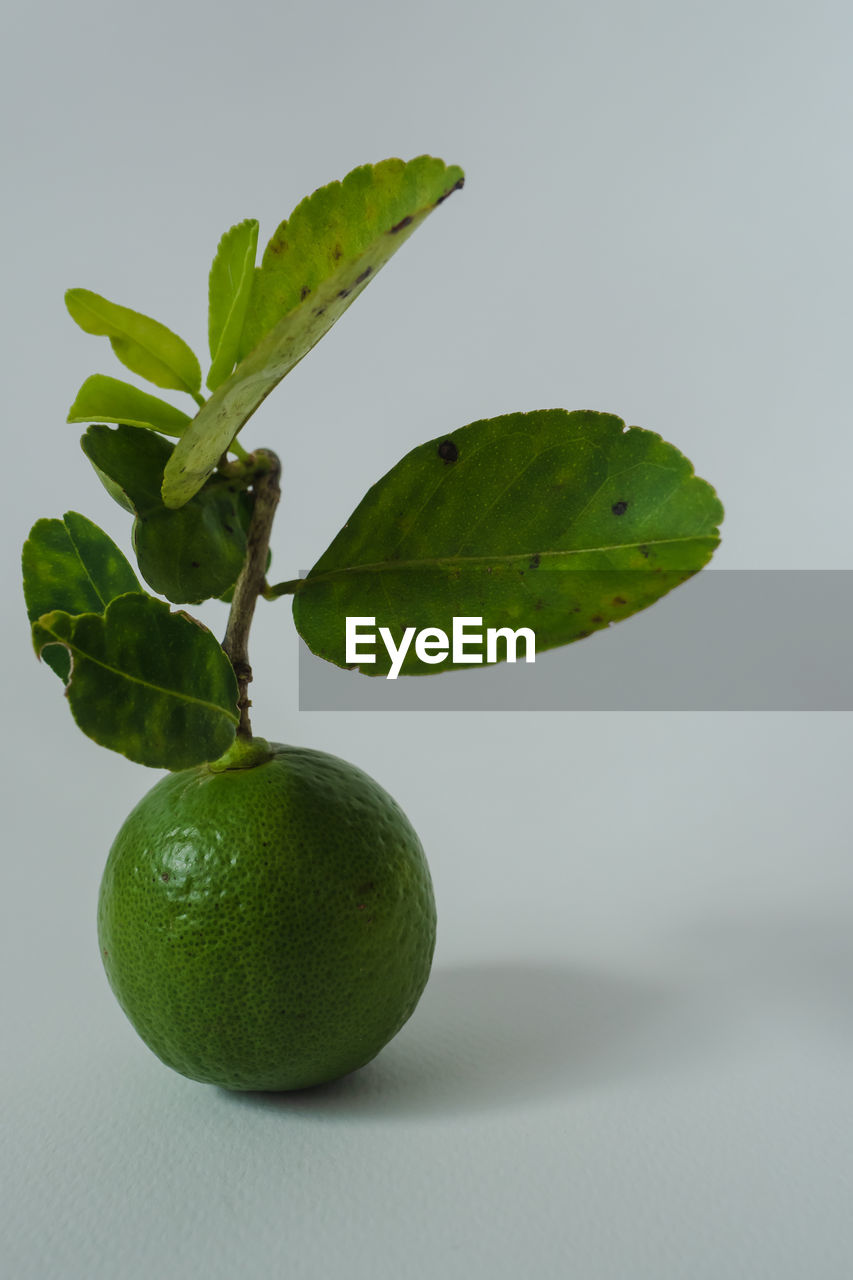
(97, 739), (436, 1090)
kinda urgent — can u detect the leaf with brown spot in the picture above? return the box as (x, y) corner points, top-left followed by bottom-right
(162, 156), (464, 508)
(292, 409), (723, 675)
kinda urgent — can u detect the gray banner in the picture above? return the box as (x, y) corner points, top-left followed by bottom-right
(297, 571), (853, 710)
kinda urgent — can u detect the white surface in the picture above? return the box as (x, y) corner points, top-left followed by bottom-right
(5, 717), (853, 1279)
(3, 2), (852, 1277)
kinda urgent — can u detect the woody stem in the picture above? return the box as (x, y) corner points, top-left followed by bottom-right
(222, 449), (281, 739)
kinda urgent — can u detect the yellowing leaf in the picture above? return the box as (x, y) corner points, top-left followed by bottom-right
(32, 594), (238, 768)
(66, 289), (202, 397)
(68, 375), (192, 436)
(162, 156), (464, 508)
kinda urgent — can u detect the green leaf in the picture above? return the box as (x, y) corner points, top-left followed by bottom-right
(207, 219), (259, 392)
(31, 594), (238, 769)
(23, 512), (140, 680)
(67, 375), (192, 437)
(81, 424), (248, 604)
(82, 422), (173, 511)
(292, 409), (724, 676)
(65, 288), (202, 398)
(162, 156), (464, 508)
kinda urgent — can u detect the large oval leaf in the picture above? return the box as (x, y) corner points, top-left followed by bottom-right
(31, 594), (238, 769)
(162, 156), (464, 508)
(23, 512), (141, 680)
(82, 424), (248, 604)
(292, 410), (724, 676)
(65, 289), (202, 397)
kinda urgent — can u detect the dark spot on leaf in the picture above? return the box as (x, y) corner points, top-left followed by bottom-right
(389, 215), (414, 234)
(224, 523), (234, 534)
(572, 604), (581, 613)
(577, 629), (590, 639)
(357, 904), (366, 911)
(191, 561), (200, 568)
(438, 439), (459, 462)
(611, 500), (629, 516)
(103, 948), (109, 957)
(534, 599), (544, 611)
(639, 545), (650, 558)
(355, 266), (373, 284)
(300, 285), (311, 300)
(612, 596), (627, 605)
(161, 872), (170, 882)
(436, 177), (465, 205)
(529, 554), (541, 569)
(337, 287), (351, 299)
(332, 243), (343, 260)
(314, 306), (327, 316)
(591, 615), (604, 623)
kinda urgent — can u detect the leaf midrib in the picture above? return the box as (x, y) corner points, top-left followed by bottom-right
(64, 518), (110, 610)
(305, 534), (720, 586)
(39, 623), (239, 722)
(210, 226), (256, 369)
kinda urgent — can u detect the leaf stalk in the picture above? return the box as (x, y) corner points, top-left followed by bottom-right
(263, 577), (303, 598)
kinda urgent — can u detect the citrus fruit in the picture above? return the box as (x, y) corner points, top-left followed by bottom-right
(97, 739), (436, 1090)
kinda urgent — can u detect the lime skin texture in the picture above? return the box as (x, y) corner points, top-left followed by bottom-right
(98, 743), (436, 1091)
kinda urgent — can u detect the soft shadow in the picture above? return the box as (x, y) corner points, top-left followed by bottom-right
(219, 959), (721, 1120)
(674, 907), (853, 1044)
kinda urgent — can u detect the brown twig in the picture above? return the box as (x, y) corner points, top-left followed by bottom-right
(222, 449), (281, 739)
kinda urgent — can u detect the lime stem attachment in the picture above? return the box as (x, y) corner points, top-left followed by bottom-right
(208, 736), (274, 772)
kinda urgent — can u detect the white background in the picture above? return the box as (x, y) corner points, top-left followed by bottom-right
(3, 2), (852, 1276)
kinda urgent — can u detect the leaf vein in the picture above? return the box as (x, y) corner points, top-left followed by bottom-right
(63, 518), (109, 609)
(42, 632), (238, 722)
(306, 534), (719, 585)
